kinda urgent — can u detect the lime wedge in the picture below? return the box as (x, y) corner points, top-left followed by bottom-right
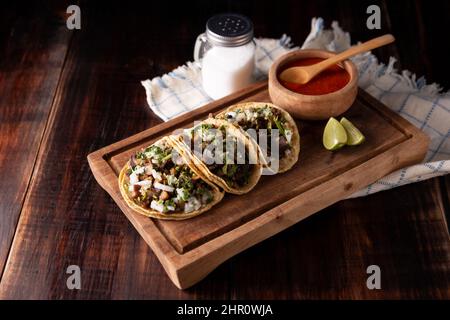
(340, 117), (365, 146)
(323, 117), (348, 151)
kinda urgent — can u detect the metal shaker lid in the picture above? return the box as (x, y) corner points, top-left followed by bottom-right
(206, 13), (254, 47)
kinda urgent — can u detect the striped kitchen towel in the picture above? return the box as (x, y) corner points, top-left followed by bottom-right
(141, 17), (450, 198)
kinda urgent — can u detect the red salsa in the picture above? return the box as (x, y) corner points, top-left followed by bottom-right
(279, 58), (350, 95)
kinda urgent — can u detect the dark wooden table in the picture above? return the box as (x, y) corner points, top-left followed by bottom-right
(0, 0), (449, 299)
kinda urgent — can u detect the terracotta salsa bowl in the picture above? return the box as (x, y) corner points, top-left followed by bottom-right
(268, 49), (358, 120)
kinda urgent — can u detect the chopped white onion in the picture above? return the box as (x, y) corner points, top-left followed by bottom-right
(135, 179), (153, 187)
(285, 129), (292, 144)
(151, 169), (162, 181)
(150, 200), (165, 213)
(262, 108), (271, 117)
(129, 172), (139, 184)
(176, 188), (189, 201)
(226, 111), (236, 119)
(184, 203), (194, 213)
(144, 165), (153, 175)
(184, 196), (201, 213)
(133, 166), (144, 174)
(236, 113), (246, 123)
(166, 175), (178, 186)
(154, 182), (174, 192)
(173, 153), (184, 165)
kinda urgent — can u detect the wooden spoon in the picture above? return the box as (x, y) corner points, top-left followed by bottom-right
(279, 34), (395, 84)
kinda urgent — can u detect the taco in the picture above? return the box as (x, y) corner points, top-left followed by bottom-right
(216, 102), (300, 173)
(170, 118), (262, 195)
(118, 137), (224, 220)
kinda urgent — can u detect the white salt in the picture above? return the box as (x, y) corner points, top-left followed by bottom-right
(201, 42), (255, 100)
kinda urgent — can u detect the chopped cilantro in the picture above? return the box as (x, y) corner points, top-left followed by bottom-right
(227, 164), (238, 177)
(273, 117), (285, 136)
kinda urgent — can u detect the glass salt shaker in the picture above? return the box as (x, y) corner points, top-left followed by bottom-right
(194, 13), (255, 100)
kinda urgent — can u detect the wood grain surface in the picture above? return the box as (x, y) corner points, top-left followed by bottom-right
(0, 2), (72, 277)
(0, 0), (449, 299)
(88, 84), (429, 288)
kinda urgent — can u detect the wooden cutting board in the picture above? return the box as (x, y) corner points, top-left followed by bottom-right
(87, 82), (429, 289)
